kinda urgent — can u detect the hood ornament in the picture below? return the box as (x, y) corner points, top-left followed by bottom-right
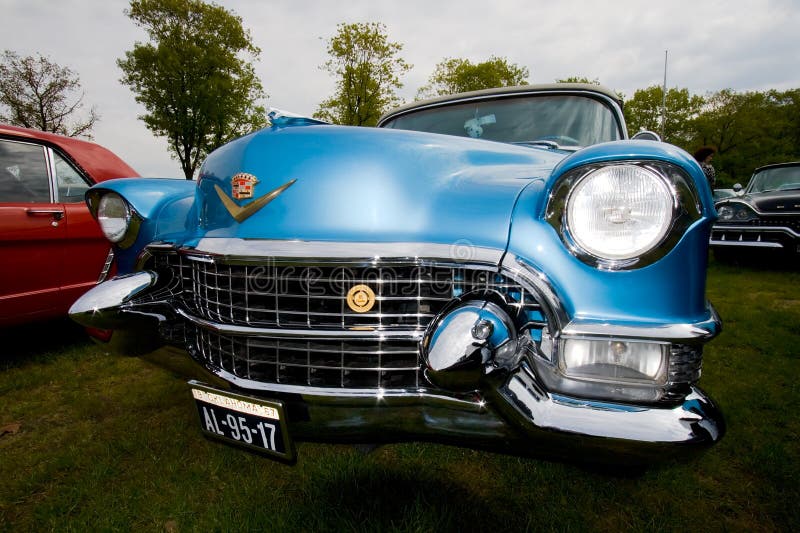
(215, 175), (296, 223)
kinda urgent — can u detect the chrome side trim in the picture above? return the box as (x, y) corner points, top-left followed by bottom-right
(177, 308), (425, 340)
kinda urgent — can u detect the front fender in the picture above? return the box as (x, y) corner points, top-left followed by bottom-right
(87, 178), (197, 272)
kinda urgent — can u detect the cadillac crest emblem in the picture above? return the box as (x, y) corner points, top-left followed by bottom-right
(231, 173), (259, 200)
(346, 284), (376, 313)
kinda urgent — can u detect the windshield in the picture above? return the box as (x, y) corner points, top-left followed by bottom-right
(747, 166), (800, 193)
(380, 94), (623, 148)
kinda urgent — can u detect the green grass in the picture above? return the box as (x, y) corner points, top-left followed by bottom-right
(1, 260), (798, 532)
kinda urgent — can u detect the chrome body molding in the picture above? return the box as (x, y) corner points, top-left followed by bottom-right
(97, 248), (116, 283)
(191, 238), (503, 267)
(561, 303), (722, 344)
(495, 362), (723, 446)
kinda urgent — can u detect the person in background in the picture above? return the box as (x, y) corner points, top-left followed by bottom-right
(693, 146), (716, 189)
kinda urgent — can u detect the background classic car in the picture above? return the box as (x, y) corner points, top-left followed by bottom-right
(70, 84), (724, 465)
(0, 124), (139, 326)
(711, 162), (800, 261)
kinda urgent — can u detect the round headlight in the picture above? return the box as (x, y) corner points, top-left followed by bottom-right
(566, 165), (674, 261)
(97, 193), (131, 243)
(717, 205), (734, 221)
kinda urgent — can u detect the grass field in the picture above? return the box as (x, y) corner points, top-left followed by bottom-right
(1, 259), (798, 532)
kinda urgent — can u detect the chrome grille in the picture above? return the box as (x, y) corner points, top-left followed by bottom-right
(149, 250), (547, 390)
(662, 344), (703, 402)
(187, 326), (422, 388)
(154, 252), (544, 330)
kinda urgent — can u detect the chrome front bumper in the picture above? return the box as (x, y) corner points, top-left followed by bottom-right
(70, 259), (725, 465)
(711, 223), (800, 250)
(124, 340), (724, 465)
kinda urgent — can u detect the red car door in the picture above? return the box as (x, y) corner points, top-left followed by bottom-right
(52, 150), (113, 306)
(0, 138), (65, 324)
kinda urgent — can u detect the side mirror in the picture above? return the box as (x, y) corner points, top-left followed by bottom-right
(631, 130), (661, 142)
(733, 183), (743, 195)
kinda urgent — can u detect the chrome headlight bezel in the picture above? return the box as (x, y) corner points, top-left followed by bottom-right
(716, 202), (757, 223)
(546, 161), (702, 270)
(87, 190), (142, 249)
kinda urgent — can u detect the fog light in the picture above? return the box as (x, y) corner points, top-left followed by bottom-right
(560, 339), (668, 384)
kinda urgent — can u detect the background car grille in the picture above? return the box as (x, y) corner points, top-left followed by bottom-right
(151, 251), (547, 390)
(715, 216), (800, 233)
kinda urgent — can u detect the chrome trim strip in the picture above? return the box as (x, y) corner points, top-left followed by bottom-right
(710, 240), (784, 249)
(98, 248), (115, 283)
(711, 224), (799, 238)
(377, 87), (628, 141)
(177, 307), (425, 340)
(208, 364), (476, 404)
(714, 199), (800, 217)
(191, 238), (503, 266)
(500, 254), (569, 332)
(561, 302), (722, 344)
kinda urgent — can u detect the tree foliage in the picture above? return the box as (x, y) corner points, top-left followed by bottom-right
(0, 50), (98, 138)
(690, 89), (800, 185)
(623, 85), (704, 147)
(417, 56), (528, 99)
(623, 85), (800, 186)
(118, 0), (266, 179)
(314, 22), (410, 127)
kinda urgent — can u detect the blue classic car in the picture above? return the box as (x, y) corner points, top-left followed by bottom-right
(70, 84), (724, 465)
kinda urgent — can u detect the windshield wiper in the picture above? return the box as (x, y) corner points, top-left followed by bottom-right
(511, 140), (578, 151)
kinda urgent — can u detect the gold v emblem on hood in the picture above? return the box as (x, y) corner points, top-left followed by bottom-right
(215, 178), (296, 223)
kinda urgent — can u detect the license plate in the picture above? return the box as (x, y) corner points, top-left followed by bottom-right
(189, 381), (294, 461)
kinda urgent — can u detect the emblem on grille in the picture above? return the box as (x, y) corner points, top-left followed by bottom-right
(214, 178), (297, 223)
(346, 284), (376, 313)
(231, 173), (259, 199)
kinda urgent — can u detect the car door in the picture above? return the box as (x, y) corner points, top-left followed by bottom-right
(51, 150), (113, 307)
(0, 137), (66, 324)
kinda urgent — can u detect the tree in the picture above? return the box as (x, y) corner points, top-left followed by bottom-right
(623, 86), (704, 146)
(0, 50), (98, 138)
(118, 0), (266, 179)
(417, 56), (528, 99)
(314, 22), (411, 126)
(690, 89), (799, 186)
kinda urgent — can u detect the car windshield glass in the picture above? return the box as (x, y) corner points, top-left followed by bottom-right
(747, 166), (800, 193)
(381, 94), (622, 148)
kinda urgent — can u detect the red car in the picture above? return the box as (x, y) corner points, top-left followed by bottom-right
(0, 124), (139, 326)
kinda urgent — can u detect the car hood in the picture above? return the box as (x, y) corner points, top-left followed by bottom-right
(190, 124), (564, 251)
(739, 189), (800, 212)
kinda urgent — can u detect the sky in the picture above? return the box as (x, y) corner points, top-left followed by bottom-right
(1, 0), (798, 177)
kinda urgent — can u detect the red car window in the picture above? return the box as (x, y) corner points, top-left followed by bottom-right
(0, 140), (50, 203)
